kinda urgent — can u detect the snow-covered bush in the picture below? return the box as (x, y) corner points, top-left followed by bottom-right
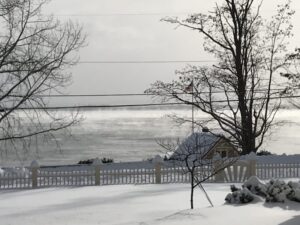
(225, 187), (255, 204)
(287, 181), (300, 202)
(265, 179), (290, 203)
(265, 180), (300, 203)
(225, 176), (300, 204)
(243, 176), (267, 197)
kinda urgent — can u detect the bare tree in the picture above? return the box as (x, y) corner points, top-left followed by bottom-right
(0, 0), (85, 157)
(146, 0), (296, 155)
(160, 133), (237, 209)
(281, 48), (300, 106)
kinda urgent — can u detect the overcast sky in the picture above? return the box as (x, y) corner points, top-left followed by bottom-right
(43, 0), (300, 104)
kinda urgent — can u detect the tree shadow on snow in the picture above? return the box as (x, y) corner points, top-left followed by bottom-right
(154, 209), (206, 224)
(278, 215), (300, 225)
(2, 185), (188, 218)
(263, 201), (300, 211)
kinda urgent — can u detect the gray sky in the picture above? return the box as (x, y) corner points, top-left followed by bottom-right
(44, 0), (300, 104)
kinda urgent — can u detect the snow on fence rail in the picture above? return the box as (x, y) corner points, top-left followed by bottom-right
(0, 167), (32, 189)
(0, 155), (300, 190)
(256, 163), (300, 179)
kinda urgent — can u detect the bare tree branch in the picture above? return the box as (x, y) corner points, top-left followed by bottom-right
(147, 0), (295, 155)
(0, 0), (85, 157)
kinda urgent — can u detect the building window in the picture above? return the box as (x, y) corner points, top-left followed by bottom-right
(221, 151), (227, 158)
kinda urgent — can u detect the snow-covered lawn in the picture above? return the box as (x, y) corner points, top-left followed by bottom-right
(0, 183), (299, 225)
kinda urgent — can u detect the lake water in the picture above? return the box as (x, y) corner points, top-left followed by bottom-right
(1, 108), (300, 166)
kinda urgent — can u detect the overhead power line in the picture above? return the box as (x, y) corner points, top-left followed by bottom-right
(8, 87), (300, 98)
(55, 12), (193, 17)
(52, 9), (300, 17)
(77, 60), (216, 64)
(4, 87), (300, 98)
(77, 58), (292, 64)
(7, 87), (300, 98)
(2, 103), (182, 110)
(4, 95), (300, 111)
(38, 93), (151, 97)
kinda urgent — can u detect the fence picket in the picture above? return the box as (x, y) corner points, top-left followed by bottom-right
(1, 160), (300, 189)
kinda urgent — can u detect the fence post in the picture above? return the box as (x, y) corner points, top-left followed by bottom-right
(247, 152), (257, 178)
(213, 153), (225, 183)
(93, 158), (101, 186)
(154, 155), (163, 184)
(30, 160), (39, 189)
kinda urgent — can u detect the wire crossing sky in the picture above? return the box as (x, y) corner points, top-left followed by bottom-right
(43, 0), (300, 104)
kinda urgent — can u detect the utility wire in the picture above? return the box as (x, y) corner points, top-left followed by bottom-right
(6, 87), (299, 98)
(54, 12), (194, 17)
(52, 9), (300, 17)
(77, 60), (216, 64)
(4, 95), (300, 111)
(77, 58), (293, 64)
(1, 103), (182, 110)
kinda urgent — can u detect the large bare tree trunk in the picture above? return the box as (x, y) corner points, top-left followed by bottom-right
(147, 0), (294, 154)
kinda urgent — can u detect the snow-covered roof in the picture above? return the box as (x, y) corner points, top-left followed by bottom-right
(171, 132), (221, 160)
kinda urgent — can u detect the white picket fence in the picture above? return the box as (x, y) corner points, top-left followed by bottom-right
(0, 155), (299, 190)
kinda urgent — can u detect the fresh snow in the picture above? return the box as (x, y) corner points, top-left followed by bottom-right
(0, 183), (299, 225)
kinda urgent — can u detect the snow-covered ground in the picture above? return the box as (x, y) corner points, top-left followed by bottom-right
(0, 183), (299, 225)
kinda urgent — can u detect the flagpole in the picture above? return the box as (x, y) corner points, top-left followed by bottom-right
(192, 77), (194, 134)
